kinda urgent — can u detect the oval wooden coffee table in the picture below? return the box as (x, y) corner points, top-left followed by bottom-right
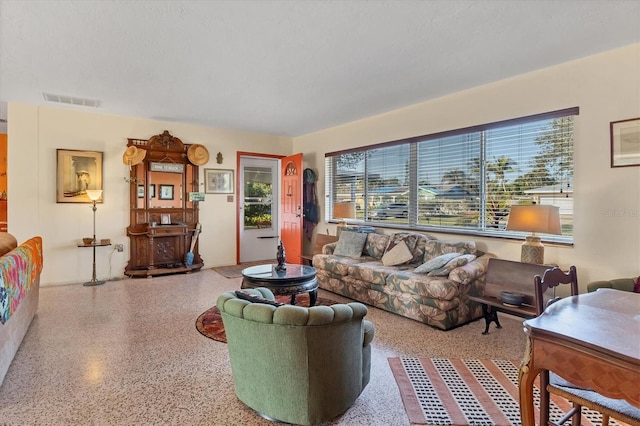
(240, 264), (318, 306)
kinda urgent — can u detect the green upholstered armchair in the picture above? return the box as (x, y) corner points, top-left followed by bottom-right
(217, 288), (375, 426)
(587, 278), (637, 293)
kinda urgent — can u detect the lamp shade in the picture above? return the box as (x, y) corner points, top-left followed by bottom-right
(86, 190), (103, 202)
(506, 205), (561, 235)
(333, 202), (356, 220)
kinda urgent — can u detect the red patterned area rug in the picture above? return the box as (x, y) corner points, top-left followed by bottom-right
(196, 293), (337, 343)
(388, 358), (619, 426)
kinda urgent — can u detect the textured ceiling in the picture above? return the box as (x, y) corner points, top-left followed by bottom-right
(1, 0), (639, 137)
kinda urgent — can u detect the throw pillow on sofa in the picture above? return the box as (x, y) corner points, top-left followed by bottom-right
(334, 231), (368, 258)
(235, 290), (284, 307)
(387, 233), (418, 253)
(382, 232), (418, 266)
(381, 241), (413, 266)
(427, 254), (477, 276)
(414, 252), (461, 274)
(364, 232), (390, 259)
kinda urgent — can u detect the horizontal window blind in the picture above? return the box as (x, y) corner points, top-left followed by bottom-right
(325, 108), (576, 242)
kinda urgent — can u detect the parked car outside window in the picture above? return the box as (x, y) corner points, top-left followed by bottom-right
(370, 203), (408, 219)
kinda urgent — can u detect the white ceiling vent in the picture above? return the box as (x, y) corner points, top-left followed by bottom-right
(42, 93), (101, 108)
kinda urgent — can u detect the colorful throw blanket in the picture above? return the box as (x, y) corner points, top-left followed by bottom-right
(0, 237), (43, 324)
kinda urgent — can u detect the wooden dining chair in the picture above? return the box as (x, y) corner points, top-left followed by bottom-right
(533, 265), (578, 317)
(534, 266), (640, 426)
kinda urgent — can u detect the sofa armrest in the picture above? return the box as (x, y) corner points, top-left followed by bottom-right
(448, 253), (495, 285)
(322, 242), (337, 255)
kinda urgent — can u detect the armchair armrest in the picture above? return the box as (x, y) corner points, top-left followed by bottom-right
(587, 278), (636, 293)
(362, 319), (375, 347)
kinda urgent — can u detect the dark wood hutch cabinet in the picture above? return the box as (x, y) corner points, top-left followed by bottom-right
(124, 131), (204, 277)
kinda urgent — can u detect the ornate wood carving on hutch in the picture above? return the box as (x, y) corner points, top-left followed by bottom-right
(124, 131), (203, 277)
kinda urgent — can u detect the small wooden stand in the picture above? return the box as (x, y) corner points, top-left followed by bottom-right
(77, 241), (111, 286)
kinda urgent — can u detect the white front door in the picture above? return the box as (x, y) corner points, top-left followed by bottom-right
(239, 156), (280, 262)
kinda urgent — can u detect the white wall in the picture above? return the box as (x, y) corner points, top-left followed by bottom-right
(293, 44), (640, 290)
(7, 105), (292, 285)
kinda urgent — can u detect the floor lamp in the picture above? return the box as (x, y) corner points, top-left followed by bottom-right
(506, 204), (561, 264)
(84, 189), (104, 286)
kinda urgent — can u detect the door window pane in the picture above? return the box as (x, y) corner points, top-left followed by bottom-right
(243, 166), (273, 229)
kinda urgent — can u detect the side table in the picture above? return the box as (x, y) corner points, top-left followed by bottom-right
(77, 241), (111, 286)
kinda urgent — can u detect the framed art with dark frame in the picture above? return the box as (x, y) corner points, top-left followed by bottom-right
(160, 213), (171, 225)
(56, 149), (103, 203)
(204, 169), (234, 194)
(137, 185), (145, 198)
(159, 184), (174, 200)
(611, 117), (640, 167)
(149, 184), (156, 198)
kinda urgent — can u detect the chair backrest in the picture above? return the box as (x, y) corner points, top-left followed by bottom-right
(217, 288), (373, 425)
(534, 265), (579, 315)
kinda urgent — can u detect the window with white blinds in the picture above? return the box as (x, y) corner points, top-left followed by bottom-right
(325, 107), (577, 242)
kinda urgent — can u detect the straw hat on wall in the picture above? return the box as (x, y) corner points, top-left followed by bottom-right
(187, 144), (210, 166)
(122, 146), (146, 166)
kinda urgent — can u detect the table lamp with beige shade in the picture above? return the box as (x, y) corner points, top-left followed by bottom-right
(506, 204), (561, 264)
(333, 202), (356, 237)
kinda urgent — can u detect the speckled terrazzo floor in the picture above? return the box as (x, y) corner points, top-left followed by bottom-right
(0, 269), (528, 425)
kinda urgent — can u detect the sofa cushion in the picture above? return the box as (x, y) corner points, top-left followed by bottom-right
(427, 254), (476, 276)
(382, 241), (413, 266)
(423, 239), (477, 262)
(333, 231), (368, 258)
(348, 260), (415, 286)
(313, 254), (365, 276)
(414, 252), (461, 274)
(385, 271), (460, 301)
(363, 233), (390, 259)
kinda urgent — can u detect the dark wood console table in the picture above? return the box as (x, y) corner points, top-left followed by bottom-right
(300, 234), (337, 266)
(519, 289), (640, 426)
(469, 258), (550, 334)
(126, 224), (202, 277)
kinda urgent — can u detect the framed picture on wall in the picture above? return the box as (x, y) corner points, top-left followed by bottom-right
(159, 184), (174, 200)
(137, 185), (145, 198)
(56, 149), (103, 203)
(204, 169), (234, 194)
(149, 184), (156, 198)
(160, 213), (171, 225)
(611, 117), (640, 167)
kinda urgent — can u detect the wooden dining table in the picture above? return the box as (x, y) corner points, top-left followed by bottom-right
(519, 288), (640, 426)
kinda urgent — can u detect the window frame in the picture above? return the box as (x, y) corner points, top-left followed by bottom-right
(325, 107), (578, 244)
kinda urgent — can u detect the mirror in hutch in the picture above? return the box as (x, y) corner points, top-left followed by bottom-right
(124, 130), (204, 277)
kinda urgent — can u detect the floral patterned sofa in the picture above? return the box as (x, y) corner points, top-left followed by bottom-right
(313, 231), (494, 330)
